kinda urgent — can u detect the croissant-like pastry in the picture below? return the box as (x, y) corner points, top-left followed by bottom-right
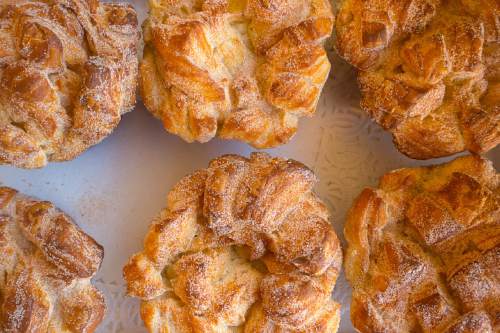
(123, 152), (343, 332)
(140, 0), (334, 148)
(336, 0), (499, 159)
(344, 155), (499, 332)
(0, 187), (105, 332)
(0, 0), (139, 168)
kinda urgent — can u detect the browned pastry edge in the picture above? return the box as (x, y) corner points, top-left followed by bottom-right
(335, 0), (499, 159)
(123, 152), (343, 332)
(0, 186), (105, 332)
(140, 0), (334, 148)
(344, 155), (499, 332)
(0, 0), (140, 168)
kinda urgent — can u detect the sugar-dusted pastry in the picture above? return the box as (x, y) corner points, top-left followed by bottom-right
(0, 187), (105, 332)
(140, 0), (334, 148)
(123, 152), (343, 332)
(344, 155), (499, 332)
(335, 0), (499, 159)
(0, 0), (139, 168)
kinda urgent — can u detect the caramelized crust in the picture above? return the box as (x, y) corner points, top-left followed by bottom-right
(0, 0), (139, 168)
(344, 155), (500, 332)
(335, 0), (499, 159)
(0, 186), (105, 332)
(123, 152), (343, 332)
(140, 0), (334, 148)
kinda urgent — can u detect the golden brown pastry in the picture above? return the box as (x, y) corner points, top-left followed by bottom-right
(0, 0), (139, 168)
(344, 155), (499, 332)
(140, 0), (334, 148)
(335, 0), (499, 159)
(123, 152), (343, 332)
(0, 186), (105, 332)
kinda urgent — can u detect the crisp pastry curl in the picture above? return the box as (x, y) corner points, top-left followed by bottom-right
(335, 0), (499, 159)
(344, 155), (500, 332)
(123, 152), (343, 332)
(0, 0), (139, 168)
(140, 0), (334, 148)
(0, 187), (105, 332)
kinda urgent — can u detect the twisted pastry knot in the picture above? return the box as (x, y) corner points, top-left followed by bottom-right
(336, 0), (499, 159)
(344, 155), (500, 333)
(0, 187), (105, 332)
(140, 0), (334, 148)
(123, 153), (343, 332)
(0, 0), (139, 168)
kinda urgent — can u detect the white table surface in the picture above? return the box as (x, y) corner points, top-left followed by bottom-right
(0, 1), (498, 332)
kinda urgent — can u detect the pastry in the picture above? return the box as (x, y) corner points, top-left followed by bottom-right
(0, 186), (105, 332)
(140, 0), (334, 148)
(344, 155), (499, 332)
(335, 0), (499, 159)
(0, 0), (139, 168)
(123, 152), (343, 332)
